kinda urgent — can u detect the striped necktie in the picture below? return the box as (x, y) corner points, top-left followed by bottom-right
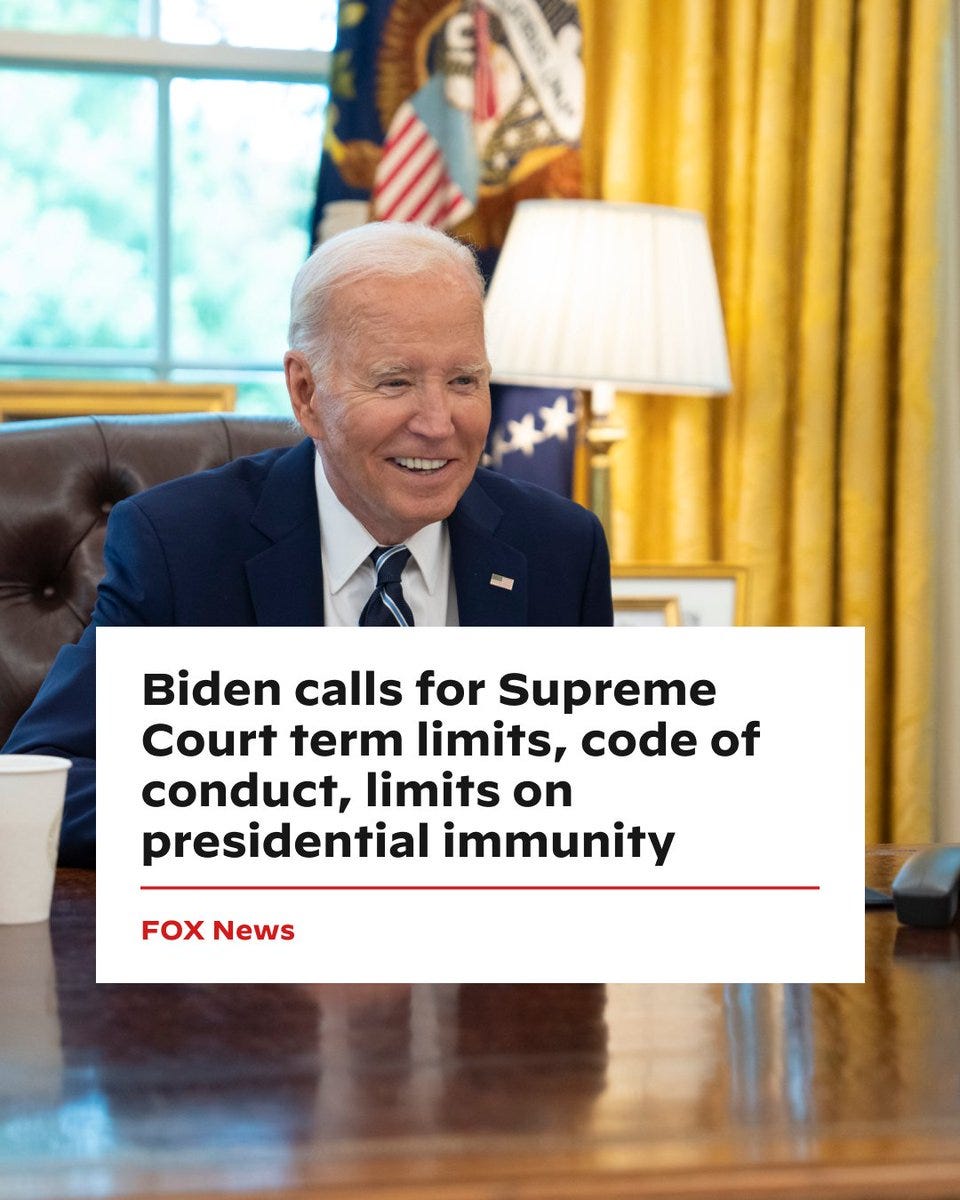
(358, 544), (415, 627)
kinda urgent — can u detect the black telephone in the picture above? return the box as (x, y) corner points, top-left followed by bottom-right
(891, 846), (960, 927)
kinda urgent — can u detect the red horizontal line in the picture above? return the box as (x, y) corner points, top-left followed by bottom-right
(140, 885), (820, 892)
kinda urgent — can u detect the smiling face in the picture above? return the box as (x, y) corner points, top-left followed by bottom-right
(285, 268), (491, 545)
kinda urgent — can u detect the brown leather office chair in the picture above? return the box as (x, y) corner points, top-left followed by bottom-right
(0, 413), (302, 747)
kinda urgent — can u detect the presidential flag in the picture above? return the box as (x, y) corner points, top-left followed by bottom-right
(311, 0), (584, 498)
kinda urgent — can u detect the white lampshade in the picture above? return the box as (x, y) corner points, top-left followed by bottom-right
(484, 200), (732, 397)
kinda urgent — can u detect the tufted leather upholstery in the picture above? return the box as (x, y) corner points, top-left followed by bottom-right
(0, 413), (302, 747)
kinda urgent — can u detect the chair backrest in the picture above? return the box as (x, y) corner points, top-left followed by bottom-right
(0, 413), (302, 746)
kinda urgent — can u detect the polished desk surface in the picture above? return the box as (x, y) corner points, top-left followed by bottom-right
(0, 847), (958, 1200)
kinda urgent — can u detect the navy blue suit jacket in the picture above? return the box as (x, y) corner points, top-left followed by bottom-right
(5, 439), (612, 867)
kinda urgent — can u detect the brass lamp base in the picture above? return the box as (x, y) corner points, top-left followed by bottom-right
(576, 387), (627, 541)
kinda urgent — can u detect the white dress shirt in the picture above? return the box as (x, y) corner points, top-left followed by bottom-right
(314, 450), (459, 627)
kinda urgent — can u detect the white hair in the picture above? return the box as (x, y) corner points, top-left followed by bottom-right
(288, 221), (485, 384)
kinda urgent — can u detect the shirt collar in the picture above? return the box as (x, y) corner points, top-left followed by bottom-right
(314, 449), (447, 595)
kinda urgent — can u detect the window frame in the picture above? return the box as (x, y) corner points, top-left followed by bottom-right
(0, 21), (331, 382)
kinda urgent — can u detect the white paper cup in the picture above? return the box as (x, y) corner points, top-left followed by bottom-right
(0, 755), (71, 925)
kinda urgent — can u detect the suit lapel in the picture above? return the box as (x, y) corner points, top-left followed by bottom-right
(245, 439), (325, 626)
(449, 479), (527, 626)
(242, 453), (526, 628)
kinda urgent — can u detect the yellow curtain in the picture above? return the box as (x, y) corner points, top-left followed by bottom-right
(579, 0), (947, 841)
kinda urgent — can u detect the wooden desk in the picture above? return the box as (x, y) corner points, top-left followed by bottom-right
(1, 848), (958, 1200)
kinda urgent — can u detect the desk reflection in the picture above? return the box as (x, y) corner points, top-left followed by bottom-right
(0, 855), (959, 1200)
(0, 921), (62, 1105)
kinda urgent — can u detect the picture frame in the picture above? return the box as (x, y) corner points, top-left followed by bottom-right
(0, 380), (236, 422)
(611, 563), (749, 627)
(610, 596), (682, 627)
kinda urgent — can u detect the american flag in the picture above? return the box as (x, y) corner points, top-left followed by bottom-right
(372, 100), (474, 228)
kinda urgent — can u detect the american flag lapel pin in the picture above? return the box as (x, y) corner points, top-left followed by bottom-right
(489, 573), (514, 591)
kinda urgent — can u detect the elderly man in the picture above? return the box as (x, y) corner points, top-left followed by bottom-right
(5, 222), (612, 867)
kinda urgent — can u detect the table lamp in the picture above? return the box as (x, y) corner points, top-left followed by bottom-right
(484, 199), (732, 536)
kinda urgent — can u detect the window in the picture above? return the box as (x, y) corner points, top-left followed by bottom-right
(0, 1), (335, 412)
